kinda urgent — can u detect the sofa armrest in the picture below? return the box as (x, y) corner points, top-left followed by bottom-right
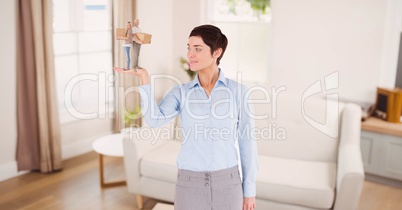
(334, 104), (364, 210)
(123, 126), (171, 194)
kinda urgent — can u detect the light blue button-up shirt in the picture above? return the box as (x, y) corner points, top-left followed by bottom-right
(138, 70), (258, 197)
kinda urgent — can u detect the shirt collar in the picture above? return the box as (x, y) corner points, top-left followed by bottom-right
(187, 68), (228, 89)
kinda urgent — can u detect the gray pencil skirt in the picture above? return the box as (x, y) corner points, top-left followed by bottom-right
(174, 165), (243, 210)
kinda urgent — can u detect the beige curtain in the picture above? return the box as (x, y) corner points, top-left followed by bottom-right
(112, 0), (142, 132)
(16, 0), (62, 172)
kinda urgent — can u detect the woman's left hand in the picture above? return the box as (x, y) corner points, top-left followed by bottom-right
(243, 197), (256, 210)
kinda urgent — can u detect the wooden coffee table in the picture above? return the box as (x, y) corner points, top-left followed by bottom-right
(92, 133), (126, 187)
(152, 203), (174, 210)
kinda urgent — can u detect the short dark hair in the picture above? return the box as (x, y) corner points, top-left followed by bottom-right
(189, 25), (228, 65)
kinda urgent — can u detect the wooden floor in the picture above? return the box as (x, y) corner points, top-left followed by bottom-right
(0, 152), (401, 210)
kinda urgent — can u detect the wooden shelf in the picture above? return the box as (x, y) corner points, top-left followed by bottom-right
(361, 117), (402, 137)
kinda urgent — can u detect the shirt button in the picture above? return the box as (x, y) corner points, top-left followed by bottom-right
(204, 183), (209, 187)
(205, 178), (209, 182)
(205, 173), (209, 177)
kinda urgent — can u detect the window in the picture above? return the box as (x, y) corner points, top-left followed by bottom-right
(212, 0), (271, 22)
(53, 0), (113, 122)
(210, 0), (271, 83)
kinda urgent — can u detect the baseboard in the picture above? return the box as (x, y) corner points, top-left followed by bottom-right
(0, 161), (28, 182)
(62, 132), (113, 160)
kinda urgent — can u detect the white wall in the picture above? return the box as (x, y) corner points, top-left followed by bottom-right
(171, 0), (205, 84)
(136, 0), (174, 99)
(60, 118), (113, 160)
(136, 0), (205, 98)
(0, 0), (19, 181)
(270, 0), (397, 104)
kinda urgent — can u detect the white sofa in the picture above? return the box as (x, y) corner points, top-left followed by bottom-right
(123, 95), (364, 210)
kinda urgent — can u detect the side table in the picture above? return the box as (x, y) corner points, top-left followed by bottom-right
(92, 133), (126, 187)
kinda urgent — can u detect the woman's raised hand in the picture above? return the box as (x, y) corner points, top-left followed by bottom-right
(114, 67), (150, 85)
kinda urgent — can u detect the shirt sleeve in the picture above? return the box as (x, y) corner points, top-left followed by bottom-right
(139, 83), (182, 128)
(237, 85), (259, 197)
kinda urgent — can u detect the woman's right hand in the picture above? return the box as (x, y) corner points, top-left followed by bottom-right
(114, 67), (150, 85)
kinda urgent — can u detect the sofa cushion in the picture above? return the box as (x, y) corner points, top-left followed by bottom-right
(140, 141), (180, 183)
(256, 155), (336, 209)
(253, 94), (344, 163)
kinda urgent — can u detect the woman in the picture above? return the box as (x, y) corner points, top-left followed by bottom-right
(121, 21), (133, 70)
(119, 25), (258, 210)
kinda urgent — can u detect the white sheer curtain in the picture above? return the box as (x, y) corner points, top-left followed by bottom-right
(112, 0), (142, 132)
